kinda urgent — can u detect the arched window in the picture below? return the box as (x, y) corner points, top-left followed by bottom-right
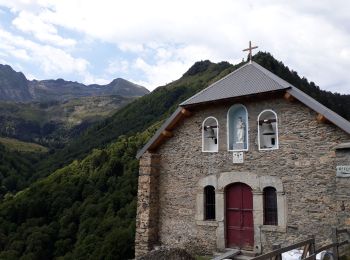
(227, 104), (248, 151)
(258, 110), (278, 150)
(202, 117), (218, 152)
(263, 187), (278, 225)
(204, 185), (215, 220)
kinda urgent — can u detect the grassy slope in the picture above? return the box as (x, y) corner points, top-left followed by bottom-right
(0, 95), (132, 127)
(0, 137), (48, 153)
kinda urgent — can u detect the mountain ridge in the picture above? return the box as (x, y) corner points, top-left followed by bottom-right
(0, 64), (149, 102)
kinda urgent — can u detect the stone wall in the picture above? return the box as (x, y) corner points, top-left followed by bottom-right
(136, 95), (350, 256)
(135, 152), (160, 258)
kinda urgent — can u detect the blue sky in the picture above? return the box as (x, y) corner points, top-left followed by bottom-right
(0, 0), (349, 93)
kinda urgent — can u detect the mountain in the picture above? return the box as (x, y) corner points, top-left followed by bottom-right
(0, 65), (31, 102)
(89, 78), (149, 97)
(0, 64), (149, 102)
(1, 52), (350, 259)
(28, 78), (149, 102)
(0, 95), (134, 148)
(0, 64), (149, 147)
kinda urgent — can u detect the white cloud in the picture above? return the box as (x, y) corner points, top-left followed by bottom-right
(0, 0), (349, 93)
(0, 27), (89, 76)
(133, 57), (189, 89)
(106, 59), (130, 75)
(12, 10), (76, 47)
(82, 72), (110, 85)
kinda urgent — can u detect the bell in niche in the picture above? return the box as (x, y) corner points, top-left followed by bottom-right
(261, 121), (274, 135)
(204, 126), (217, 144)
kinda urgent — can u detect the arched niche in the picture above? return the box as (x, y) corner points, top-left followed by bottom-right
(227, 104), (248, 151)
(202, 117), (219, 152)
(258, 110), (279, 150)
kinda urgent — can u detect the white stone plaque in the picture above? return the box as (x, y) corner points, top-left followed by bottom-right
(233, 152), (244, 164)
(336, 166), (350, 177)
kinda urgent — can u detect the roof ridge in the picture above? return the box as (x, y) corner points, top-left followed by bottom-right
(180, 62), (251, 106)
(250, 61), (292, 89)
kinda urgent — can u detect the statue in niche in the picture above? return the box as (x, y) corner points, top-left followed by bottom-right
(236, 117), (245, 143)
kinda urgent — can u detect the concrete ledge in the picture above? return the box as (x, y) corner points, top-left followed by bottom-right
(196, 220), (219, 227)
(260, 225), (286, 233)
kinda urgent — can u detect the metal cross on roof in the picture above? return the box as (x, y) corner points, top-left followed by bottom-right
(243, 41), (258, 63)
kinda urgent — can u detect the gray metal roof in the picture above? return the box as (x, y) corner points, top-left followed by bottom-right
(181, 61), (292, 106)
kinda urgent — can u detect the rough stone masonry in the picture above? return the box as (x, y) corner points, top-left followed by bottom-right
(135, 94), (350, 258)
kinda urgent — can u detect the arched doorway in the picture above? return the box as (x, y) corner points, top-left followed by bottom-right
(225, 182), (253, 250)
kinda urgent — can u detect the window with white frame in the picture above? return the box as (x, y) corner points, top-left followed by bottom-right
(258, 110), (278, 150)
(227, 104), (248, 151)
(202, 117), (218, 152)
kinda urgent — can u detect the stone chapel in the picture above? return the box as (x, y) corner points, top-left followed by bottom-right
(134, 60), (350, 258)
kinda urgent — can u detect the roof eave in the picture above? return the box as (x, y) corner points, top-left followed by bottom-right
(334, 142), (350, 150)
(136, 107), (191, 159)
(287, 87), (350, 135)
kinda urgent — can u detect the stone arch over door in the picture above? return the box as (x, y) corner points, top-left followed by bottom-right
(196, 172), (286, 254)
(217, 172), (285, 253)
(217, 172), (261, 252)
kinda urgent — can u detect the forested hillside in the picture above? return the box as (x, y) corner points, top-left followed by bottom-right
(0, 52), (349, 259)
(0, 144), (42, 200)
(0, 131), (152, 259)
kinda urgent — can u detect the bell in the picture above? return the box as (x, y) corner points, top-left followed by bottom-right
(261, 122), (274, 135)
(204, 126), (216, 139)
(206, 127), (216, 139)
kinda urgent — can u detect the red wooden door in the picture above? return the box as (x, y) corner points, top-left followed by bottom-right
(226, 182), (254, 249)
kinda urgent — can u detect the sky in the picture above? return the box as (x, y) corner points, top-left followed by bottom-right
(0, 1), (349, 93)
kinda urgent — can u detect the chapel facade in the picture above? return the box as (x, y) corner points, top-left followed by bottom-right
(134, 61), (350, 258)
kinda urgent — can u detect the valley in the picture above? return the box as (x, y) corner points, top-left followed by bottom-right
(0, 52), (349, 259)
(0, 95), (135, 148)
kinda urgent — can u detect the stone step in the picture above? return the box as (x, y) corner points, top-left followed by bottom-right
(233, 254), (254, 260)
(239, 249), (258, 257)
(212, 249), (241, 260)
